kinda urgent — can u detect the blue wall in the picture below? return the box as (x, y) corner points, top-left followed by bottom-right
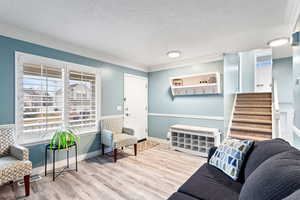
(223, 54), (240, 135)
(293, 45), (300, 148)
(0, 35), (147, 168)
(148, 61), (224, 139)
(273, 57), (293, 104)
(239, 51), (255, 93)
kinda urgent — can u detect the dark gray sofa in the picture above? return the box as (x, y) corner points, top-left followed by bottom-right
(168, 138), (300, 200)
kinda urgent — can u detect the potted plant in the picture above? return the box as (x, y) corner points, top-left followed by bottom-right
(49, 128), (79, 151)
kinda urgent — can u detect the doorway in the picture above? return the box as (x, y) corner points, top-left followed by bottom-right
(124, 74), (148, 140)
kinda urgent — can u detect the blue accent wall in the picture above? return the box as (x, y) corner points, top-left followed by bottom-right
(273, 57), (293, 104)
(148, 61), (224, 139)
(0, 35), (147, 168)
(239, 51), (255, 93)
(293, 45), (300, 148)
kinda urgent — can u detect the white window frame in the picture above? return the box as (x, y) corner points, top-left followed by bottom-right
(15, 52), (101, 145)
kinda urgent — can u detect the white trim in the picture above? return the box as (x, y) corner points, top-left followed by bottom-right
(293, 125), (300, 137)
(226, 93), (237, 138)
(124, 73), (148, 80)
(148, 113), (224, 121)
(15, 52), (101, 144)
(100, 115), (123, 120)
(148, 53), (223, 72)
(0, 21), (148, 72)
(32, 150), (101, 175)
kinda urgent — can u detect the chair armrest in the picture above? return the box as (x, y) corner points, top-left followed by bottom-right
(207, 146), (217, 163)
(101, 129), (113, 147)
(10, 145), (29, 161)
(122, 127), (134, 136)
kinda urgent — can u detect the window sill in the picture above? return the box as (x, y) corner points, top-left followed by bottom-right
(19, 129), (100, 147)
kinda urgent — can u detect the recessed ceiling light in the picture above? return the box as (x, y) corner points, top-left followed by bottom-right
(167, 50), (181, 58)
(267, 37), (290, 47)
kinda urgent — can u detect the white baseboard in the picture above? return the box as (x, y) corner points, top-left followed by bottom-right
(32, 150), (101, 175)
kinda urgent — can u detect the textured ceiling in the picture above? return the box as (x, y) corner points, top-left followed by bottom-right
(0, 0), (297, 70)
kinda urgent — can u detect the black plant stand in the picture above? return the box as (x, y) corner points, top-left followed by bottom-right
(44, 142), (78, 181)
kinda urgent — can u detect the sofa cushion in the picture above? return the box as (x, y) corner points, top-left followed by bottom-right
(168, 192), (199, 200)
(282, 189), (300, 200)
(178, 163), (242, 200)
(242, 138), (291, 181)
(209, 139), (253, 180)
(240, 150), (300, 200)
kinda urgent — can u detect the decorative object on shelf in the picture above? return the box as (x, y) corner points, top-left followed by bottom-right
(169, 72), (221, 96)
(49, 128), (80, 151)
(169, 124), (221, 157)
(172, 79), (183, 86)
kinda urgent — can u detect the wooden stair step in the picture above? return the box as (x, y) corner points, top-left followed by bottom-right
(236, 101), (271, 105)
(235, 107), (271, 112)
(232, 118), (272, 125)
(230, 132), (271, 141)
(235, 105), (271, 108)
(234, 114), (271, 120)
(232, 122), (272, 129)
(237, 98), (272, 101)
(231, 126), (272, 134)
(234, 111), (271, 116)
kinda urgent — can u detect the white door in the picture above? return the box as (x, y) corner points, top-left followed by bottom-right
(124, 74), (148, 140)
(255, 53), (272, 92)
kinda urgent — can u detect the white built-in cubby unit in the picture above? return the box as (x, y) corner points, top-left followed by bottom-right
(170, 72), (221, 96)
(170, 124), (221, 157)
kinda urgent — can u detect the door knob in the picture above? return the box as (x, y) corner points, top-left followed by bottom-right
(125, 113), (130, 117)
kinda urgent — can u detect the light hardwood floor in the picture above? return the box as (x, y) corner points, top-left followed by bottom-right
(0, 143), (206, 200)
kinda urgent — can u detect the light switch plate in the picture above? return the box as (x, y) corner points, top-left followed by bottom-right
(117, 105), (122, 111)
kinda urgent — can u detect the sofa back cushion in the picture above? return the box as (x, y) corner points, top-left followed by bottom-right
(242, 138), (291, 181)
(239, 150), (300, 200)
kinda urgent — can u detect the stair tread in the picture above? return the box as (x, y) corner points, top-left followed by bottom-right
(230, 133), (271, 141)
(234, 111), (271, 116)
(232, 118), (272, 124)
(231, 126), (272, 133)
(235, 105), (271, 108)
(237, 98), (272, 101)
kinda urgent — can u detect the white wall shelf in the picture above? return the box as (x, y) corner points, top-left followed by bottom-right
(169, 72), (221, 96)
(170, 124), (221, 157)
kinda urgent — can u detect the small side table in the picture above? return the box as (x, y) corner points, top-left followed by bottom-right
(44, 142), (78, 181)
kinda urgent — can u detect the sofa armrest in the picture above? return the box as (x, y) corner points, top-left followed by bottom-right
(101, 129), (113, 147)
(207, 146), (217, 163)
(10, 145), (29, 161)
(122, 127), (134, 136)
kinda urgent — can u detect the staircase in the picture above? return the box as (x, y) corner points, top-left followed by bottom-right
(229, 92), (272, 141)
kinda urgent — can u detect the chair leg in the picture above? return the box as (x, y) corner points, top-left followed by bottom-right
(113, 149), (117, 162)
(134, 144), (137, 156)
(24, 175), (30, 196)
(102, 144), (105, 155)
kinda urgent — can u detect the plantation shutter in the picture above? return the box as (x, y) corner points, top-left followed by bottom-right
(17, 63), (64, 142)
(68, 70), (97, 131)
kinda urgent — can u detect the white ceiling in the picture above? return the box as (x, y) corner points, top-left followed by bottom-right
(0, 0), (299, 71)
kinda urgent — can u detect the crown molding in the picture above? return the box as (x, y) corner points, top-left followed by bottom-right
(286, 0), (300, 33)
(0, 21), (148, 72)
(148, 53), (223, 72)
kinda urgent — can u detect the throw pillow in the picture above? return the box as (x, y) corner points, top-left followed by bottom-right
(209, 138), (253, 180)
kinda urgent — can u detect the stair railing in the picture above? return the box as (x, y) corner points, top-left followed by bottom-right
(272, 79), (281, 138)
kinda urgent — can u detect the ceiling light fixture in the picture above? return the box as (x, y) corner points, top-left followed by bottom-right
(267, 37), (290, 47)
(167, 50), (181, 58)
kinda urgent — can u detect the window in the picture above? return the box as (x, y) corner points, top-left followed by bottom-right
(15, 52), (100, 144)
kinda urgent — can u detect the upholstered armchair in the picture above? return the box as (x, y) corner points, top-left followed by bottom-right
(101, 118), (138, 162)
(0, 125), (32, 196)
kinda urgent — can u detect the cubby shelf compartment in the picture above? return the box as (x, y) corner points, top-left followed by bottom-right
(170, 124), (221, 157)
(169, 72), (221, 96)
